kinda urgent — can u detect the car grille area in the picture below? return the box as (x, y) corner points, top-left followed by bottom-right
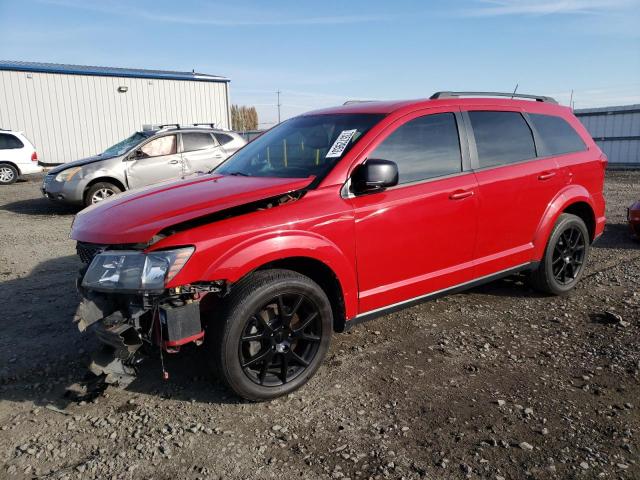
(76, 242), (107, 264)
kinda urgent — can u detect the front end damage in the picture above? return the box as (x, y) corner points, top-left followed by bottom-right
(73, 242), (223, 388)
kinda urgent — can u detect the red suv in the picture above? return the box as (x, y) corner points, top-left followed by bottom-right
(71, 92), (606, 400)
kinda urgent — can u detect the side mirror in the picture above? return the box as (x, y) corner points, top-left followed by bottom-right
(127, 149), (144, 161)
(351, 159), (399, 195)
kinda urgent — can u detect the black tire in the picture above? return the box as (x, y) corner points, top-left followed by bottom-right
(84, 182), (122, 206)
(530, 213), (590, 295)
(208, 269), (332, 401)
(0, 163), (18, 185)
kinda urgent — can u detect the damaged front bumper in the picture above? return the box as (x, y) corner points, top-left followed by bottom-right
(74, 282), (223, 386)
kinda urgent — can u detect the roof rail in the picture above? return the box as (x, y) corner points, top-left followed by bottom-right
(430, 91), (558, 104)
(158, 123), (181, 129)
(193, 122), (218, 128)
(343, 100), (376, 105)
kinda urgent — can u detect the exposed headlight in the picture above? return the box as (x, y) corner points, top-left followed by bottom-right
(55, 166), (82, 182)
(82, 247), (194, 292)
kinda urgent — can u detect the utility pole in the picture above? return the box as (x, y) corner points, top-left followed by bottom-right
(276, 90), (281, 124)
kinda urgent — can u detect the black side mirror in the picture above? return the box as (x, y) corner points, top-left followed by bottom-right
(351, 159), (399, 195)
(129, 148), (144, 160)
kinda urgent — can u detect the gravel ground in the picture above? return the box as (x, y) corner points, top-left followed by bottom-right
(0, 172), (638, 480)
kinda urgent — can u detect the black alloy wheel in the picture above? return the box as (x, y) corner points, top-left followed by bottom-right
(208, 269), (332, 401)
(551, 225), (586, 285)
(530, 213), (590, 295)
(239, 293), (322, 387)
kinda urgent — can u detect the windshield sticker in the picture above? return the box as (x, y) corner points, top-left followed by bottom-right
(326, 129), (358, 158)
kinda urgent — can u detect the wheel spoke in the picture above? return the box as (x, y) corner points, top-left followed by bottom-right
(276, 295), (289, 327)
(289, 295), (304, 317)
(292, 311), (318, 337)
(279, 353), (290, 384)
(242, 348), (272, 369)
(241, 333), (267, 342)
(289, 350), (309, 367)
(258, 351), (274, 385)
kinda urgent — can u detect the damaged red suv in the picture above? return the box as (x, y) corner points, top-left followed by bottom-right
(71, 92), (606, 400)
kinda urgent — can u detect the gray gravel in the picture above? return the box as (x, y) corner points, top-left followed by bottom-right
(0, 171), (638, 479)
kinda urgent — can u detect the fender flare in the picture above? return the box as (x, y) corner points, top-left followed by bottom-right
(203, 231), (359, 319)
(531, 184), (596, 259)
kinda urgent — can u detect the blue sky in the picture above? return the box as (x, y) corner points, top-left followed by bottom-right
(1, 0), (639, 126)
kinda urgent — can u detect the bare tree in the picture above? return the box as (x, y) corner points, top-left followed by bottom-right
(231, 105), (259, 131)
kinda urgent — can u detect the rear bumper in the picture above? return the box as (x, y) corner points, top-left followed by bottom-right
(19, 163), (44, 175)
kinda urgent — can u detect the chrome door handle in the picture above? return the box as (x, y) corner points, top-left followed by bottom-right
(169, 159), (180, 165)
(449, 190), (474, 200)
(538, 171), (556, 180)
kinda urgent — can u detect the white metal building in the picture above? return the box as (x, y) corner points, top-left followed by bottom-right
(0, 61), (231, 165)
(575, 104), (640, 168)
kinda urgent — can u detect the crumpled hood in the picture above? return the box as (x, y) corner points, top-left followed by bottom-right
(71, 174), (313, 245)
(48, 154), (111, 174)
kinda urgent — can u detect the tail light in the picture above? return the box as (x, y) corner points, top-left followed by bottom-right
(31, 151), (38, 162)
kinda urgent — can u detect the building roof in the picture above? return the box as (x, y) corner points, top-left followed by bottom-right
(574, 104), (640, 117)
(0, 60), (229, 83)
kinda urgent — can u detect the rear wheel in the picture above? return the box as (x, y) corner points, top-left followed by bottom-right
(84, 182), (122, 206)
(0, 164), (18, 185)
(208, 269), (332, 401)
(530, 213), (589, 295)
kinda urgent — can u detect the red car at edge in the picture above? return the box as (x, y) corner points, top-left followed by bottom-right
(71, 91), (607, 400)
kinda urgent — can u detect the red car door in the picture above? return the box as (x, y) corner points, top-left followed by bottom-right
(349, 109), (479, 315)
(463, 108), (564, 277)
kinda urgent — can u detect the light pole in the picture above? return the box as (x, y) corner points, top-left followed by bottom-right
(276, 90), (281, 124)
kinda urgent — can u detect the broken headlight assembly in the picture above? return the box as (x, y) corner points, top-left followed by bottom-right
(81, 247), (194, 293)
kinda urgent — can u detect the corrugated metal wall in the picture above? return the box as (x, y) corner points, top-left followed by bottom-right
(0, 70), (230, 164)
(575, 104), (640, 167)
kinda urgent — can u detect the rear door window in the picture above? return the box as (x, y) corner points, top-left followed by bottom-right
(370, 113), (462, 184)
(528, 113), (587, 156)
(0, 133), (24, 149)
(468, 111), (536, 168)
(182, 132), (216, 152)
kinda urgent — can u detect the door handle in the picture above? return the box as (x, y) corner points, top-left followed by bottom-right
(169, 159), (180, 165)
(213, 154), (223, 159)
(449, 189), (474, 200)
(538, 171), (556, 181)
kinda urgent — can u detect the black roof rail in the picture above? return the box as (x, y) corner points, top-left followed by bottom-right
(430, 91), (558, 104)
(193, 122), (217, 128)
(158, 123), (181, 129)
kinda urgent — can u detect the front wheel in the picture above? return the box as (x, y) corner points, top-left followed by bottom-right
(208, 269), (332, 401)
(84, 182), (122, 206)
(530, 213), (590, 295)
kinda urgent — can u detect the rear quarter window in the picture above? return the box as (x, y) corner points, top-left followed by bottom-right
(214, 133), (235, 145)
(0, 133), (24, 149)
(528, 113), (587, 156)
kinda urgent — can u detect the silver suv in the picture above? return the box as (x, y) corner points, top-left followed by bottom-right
(42, 125), (246, 206)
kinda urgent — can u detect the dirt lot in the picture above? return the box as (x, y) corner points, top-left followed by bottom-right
(0, 172), (638, 480)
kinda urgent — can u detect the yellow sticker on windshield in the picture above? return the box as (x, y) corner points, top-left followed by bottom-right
(326, 129), (357, 158)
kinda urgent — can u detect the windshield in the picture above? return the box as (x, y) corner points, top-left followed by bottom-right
(102, 132), (153, 157)
(215, 114), (384, 179)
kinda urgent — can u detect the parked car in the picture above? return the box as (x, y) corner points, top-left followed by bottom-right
(70, 92), (606, 400)
(0, 129), (42, 184)
(42, 125), (245, 207)
(629, 199), (640, 239)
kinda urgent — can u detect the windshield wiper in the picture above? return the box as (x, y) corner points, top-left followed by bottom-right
(227, 171), (251, 177)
